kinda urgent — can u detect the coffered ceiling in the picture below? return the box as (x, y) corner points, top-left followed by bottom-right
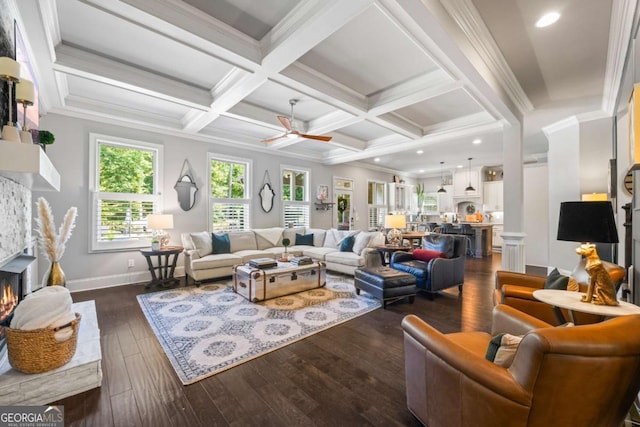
(14, 0), (633, 177)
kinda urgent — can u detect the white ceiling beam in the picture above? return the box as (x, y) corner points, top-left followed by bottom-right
(306, 110), (359, 134)
(54, 44), (212, 110)
(422, 112), (496, 135)
(369, 113), (422, 138)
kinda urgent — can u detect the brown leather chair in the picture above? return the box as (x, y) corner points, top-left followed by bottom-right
(494, 259), (625, 325)
(402, 305), (640, 427)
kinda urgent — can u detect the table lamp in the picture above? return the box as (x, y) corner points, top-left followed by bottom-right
(16, 78), (34, 143)
(0, 57), (21, 142)
(384, 214), (406, 246)
(557, 201), (620, 305)
(147, 214), (174, 247)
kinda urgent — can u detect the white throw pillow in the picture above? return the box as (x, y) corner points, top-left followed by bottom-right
(352, 231), (377, 255)
(190, 232), (212, 257)
(485, 333), (523, 368)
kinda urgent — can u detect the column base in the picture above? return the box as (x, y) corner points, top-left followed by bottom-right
(501, 232), (526, 272)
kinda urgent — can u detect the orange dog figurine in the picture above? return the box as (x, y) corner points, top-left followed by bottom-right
(575, 243), (618, 306)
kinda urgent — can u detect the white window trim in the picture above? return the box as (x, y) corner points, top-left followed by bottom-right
(88, 133), (164, 253)
(368, 180), (387, 230)
(207, 153), (252, 232)
(280, 164), (310, 227)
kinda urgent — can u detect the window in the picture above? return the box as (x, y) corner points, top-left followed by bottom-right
(209, 154), (251, 231)
(281, 166), (310, 227)
(368, 181), (387, 230)
(89, 134), (163, 252)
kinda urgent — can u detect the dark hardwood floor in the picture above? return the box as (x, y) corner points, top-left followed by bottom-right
(56, 254), (545, 426)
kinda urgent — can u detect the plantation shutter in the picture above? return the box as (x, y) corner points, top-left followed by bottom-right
(211, 202), (249, 231)
(368, 206), (387, 230)
(283, 203), (309, 227)
(94, 192), (156, 242)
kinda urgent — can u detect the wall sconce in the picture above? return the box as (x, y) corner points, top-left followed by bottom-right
(0, 57), (21, 142)
(16, 78), (34, 144)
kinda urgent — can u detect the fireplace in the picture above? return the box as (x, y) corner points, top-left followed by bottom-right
(0, 254), (35, 364)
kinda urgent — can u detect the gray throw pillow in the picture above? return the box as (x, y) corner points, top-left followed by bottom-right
(544, 268), (569, 290)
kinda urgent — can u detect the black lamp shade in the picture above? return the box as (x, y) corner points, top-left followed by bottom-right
(557, 201), (618, 243)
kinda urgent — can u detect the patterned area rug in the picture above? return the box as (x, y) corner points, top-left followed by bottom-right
(137, 275), (381, 385)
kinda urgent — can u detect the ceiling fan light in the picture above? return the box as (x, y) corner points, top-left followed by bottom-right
(286, 133), (297, 139)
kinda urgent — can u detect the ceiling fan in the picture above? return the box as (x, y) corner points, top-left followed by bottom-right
(263, 99), (332, 143)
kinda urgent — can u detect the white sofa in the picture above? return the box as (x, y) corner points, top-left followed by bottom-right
(181, 227), (385, 284)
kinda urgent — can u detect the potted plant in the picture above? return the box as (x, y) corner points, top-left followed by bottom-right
(282, 238), (291, 261)
(151, 238), (160, 251)
(38, 130), (55, 152)
(416, 183), (425, 213)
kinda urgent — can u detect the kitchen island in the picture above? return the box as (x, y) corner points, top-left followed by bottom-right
(433, 222), (493, 258)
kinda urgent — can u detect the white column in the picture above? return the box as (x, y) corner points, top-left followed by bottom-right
(543, 117), (581, 272)
(502, 123), (526, 272)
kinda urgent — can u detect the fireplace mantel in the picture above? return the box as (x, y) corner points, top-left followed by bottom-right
(0, 142), (60, 191)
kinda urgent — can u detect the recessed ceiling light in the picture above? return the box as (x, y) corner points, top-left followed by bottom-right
(536, 12), (560, 28)
(419, 169), (424, 173)
(472, 138), (482, 145)
(457, 164), (463, 168)
(374, 157), (380, 162)
(417, 150), (424, 154)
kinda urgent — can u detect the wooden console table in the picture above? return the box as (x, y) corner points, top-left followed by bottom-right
(140, 245), (183, 288)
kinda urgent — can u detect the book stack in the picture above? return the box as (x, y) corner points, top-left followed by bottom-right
(249, 258), (277, 269)
(290, 256), (313, 266)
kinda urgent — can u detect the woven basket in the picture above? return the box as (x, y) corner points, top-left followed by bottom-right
(5, 313), (81, 374)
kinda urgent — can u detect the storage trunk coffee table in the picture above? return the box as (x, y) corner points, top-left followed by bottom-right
(233, 261), (326, 302)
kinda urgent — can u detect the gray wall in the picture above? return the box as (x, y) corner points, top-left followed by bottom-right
(34, 114), (392, 291)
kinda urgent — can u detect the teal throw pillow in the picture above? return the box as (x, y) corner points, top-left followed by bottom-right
(544, 268), (569, 290)
(340, 235), (355, 252)
(295, 233), (314, 246)
(212, 233), (230, 254)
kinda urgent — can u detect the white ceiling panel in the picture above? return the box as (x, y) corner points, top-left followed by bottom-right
(205, 115), (275, 140)
(66, 75), (191, 118)
(338, 120), (395, 141)
(56, 0), (234, 88)
(297, 5), (440, 96)
(395, 89), (485, 127)
(242, 81), (336, 120)
(182, 0), (300, 41)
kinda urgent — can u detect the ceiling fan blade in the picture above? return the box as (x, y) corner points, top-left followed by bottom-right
(299, 134), (332, 142)
(263, 134), (287, 143)
(277, 116), (292, 131)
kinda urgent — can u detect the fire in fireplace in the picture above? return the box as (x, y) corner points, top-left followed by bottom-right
(0, 254), (35, 364)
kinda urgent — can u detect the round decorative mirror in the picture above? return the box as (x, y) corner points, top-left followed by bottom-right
(624, 169), (633, 196)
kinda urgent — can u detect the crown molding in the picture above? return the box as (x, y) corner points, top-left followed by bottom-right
(440, 0), (534, 115)
(602, 0), (639, 115)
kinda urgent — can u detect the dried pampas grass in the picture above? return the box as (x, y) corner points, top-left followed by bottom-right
(35, 197), (78, 262)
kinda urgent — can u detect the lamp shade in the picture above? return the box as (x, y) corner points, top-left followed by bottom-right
(384, 214), (406, 229)
(147, 214), (174, 230)
(557, 201), (618, 243)
(0, 57), (20, 81)
(16, 79), (34, 104)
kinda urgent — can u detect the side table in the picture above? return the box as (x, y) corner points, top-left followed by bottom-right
(375, 244), (411, 266)
(533, 289), (640, 324)
(139, 245), (183, 288)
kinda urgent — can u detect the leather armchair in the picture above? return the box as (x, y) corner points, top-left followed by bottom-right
(390, 233), (466, 299)
(495, 259), (626, 325)
(402, 304), (640, 427)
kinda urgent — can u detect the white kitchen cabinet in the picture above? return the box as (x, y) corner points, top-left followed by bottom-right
(388, 183), (416, 213)
(453, 169), (480, 197)
(437, 185), (454, 212)
(483, 181), (503, 212)
(492, 225), (503, 251)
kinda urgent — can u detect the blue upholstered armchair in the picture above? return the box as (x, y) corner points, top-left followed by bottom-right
(390, 233), (466, 299)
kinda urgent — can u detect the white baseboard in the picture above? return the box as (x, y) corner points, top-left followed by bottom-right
(66, 266), (185, 293)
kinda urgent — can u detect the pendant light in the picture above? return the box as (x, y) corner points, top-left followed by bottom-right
(437, 161), (447, 193)
(465, 157), (475, 193)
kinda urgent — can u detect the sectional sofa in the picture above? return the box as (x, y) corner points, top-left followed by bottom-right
(181, 227), (385, 284)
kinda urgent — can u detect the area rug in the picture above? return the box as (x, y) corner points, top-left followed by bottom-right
(137, 275), (381, 385)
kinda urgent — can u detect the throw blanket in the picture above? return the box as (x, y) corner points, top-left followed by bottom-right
(10, 286), (76, 341)
(254, 228), (285, 246)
